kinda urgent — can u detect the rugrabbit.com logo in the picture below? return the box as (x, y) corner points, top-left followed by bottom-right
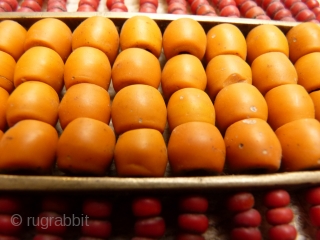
(11, 213), (90, 229)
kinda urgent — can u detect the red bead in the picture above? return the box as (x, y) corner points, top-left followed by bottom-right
(235, 0), (247, 6)
(169, 8), (188, 13)
(132, 197), (161, 218)
(266, 1), (284, 17)
(36, 212), (67, 236)
(78, 0), (99, 9)
(82, 198), (112, 219)
(240, 0), (257, 14)
(176, 233), (205, 240)
(266, 207), (294, 225)
(306, 0), (319, 9)
(312, 6), (320, 16)
(232, 208), (262, 227)
(0, 214), (22, 236)
(139, 4), (157, 12)
(264, 189), (291, 208)
(20, 0), (42, 11)
(261, 0), (277, 9)
(306, 187), (320, 205)
(309, 205), (320, 227)
(245, 6), (266, 18)
(178, 214), (208, 234)
(168, 2), (187, 12)
(0, 0), (13, 10)
(179, 196), (208, 213)
(41, 196), (71, 215)
(218, 0), (237, 10)
(274, 8), (293, 19)
(140, 0), (158, 7)
(231, 227), (262, 240)
(0, 196), (22, 215)
(296, 8), (316, 21)
(220, 4), (241, 16)
(196, 4), (217, 14)
(290, 1), (308, 16)
(268, 224), (297, 240)
(227, 192), (255, 213)
(106, 0), (123, 9)
(134, 217), (166, 238)
(190, 0), (209, 13)
(81, 219), (112, 239)
(0, 0), (18, 10)
(283, 0), (299, 8)
(110, 2), (128, 11)
(77, 4), (95, 11)
(33, 234), (63, 240)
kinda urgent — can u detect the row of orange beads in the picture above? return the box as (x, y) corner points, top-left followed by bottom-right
(245, 23), (320, 173)
(0, 18), (68, 175)
(162, 18), (225, 179)
(57, 16), (118, 177)
(111, 16), (167, 180)
(112, 16), (167, 238)
(205, 23), (281, 175)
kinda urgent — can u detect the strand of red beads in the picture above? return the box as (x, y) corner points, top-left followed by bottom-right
(188, 0), (218, 16)
(227, 192), (262, 240)
(33, 195), (70, 240)
(106, 0), (128, 12)
(0, 195), (23, 239)
(132, 196), (166, 239)
(305, 186), (320, 239)
(237, 0), (270, 19)
(263, 189), (297, 240)
(80, 197), (113, 239)
(0, 0), (18, 12)
(281, 0), (319, 21)
(167, 0), (188, 14)
(212, 0), (241, 17)
(300, 0), (320, 21)
(46, 0), (67, 12)
(176, 195), (209, 240)
(254, 0), (296, 21)
(77, 0), (100, 12)
(139, 0), (158, 13)
(16, 0), (42, 12)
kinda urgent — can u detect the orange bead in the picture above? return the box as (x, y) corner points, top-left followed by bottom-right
(275, 118), (320, 172)
(206, 54), (252, 101)
(57, 117), (116, 176)
(161, 54), (207, 100)
(214, 83), (268, 134)
(111, 84), (167, 135)
(24, 18), (72, 62)
(224, 118), (282, 173)
(0, 20), (27, 61)
(64, 46), (111, 91)
(265, 84), (315, 130)
(0, 119), (58, 174)
(14, 46), (64, 94)
(162, 18), (207, 60)
(168, 121), (225, 176)
(72, 16), (119, 65)
(6, 81), (59, 128)
(114, 128), (168, 177)
(119, 15), (162, 58)
(167, 88), (215, 132)
(111, 48), (161, 92)
(58, 83), (111, 130)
